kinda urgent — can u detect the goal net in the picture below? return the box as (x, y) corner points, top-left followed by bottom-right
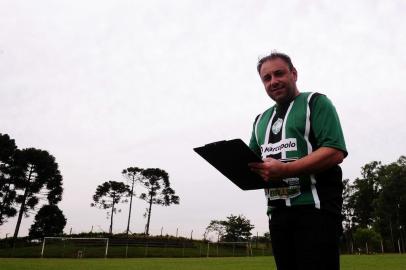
(206, 241), (252, 257)
(41, 237), (109, 258)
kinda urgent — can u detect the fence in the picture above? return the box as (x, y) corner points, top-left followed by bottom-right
(5, 235), (404, 258)
(0, 237), (273, 258)
(341, 237), (405, 254)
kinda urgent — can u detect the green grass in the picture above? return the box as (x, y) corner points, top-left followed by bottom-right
(0, 255), (405, 270)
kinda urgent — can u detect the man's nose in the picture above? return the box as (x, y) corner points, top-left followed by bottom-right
(270, 78), (280, 87)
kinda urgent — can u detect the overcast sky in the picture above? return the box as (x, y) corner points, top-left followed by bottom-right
(1, 0), (405, 240)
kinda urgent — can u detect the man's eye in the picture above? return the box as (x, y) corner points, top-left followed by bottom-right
(274, 71), (284, 76)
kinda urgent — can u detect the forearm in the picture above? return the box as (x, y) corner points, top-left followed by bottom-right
(285, 147), (344, 177)
(249, 147), (345, 181)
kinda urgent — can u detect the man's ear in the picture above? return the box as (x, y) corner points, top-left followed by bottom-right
(292, 67), (298, 82)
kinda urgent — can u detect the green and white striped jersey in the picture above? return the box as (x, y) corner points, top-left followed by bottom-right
(249, 92), (347, 216)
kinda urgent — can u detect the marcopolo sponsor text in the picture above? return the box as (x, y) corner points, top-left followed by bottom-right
(261, 138), (297, 156)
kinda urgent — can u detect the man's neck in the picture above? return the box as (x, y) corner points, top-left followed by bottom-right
(276, 91), (301, 107)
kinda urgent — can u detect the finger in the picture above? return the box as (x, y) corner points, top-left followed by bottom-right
(252, 168), (269, 181)
(248, 162), (263, 168)
(250, 167), (262, 175)
(260, 173), (269, 181)
(248, 163), (267, 169)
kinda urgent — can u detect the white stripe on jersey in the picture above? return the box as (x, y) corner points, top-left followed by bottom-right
(255, 113), (265, 147)
(264, 110), (276, 146)
(263, 110), (276, 202)
(305, 93), (320, 209)
(281, 101), (294, 160)
(282, 101), (295, 207)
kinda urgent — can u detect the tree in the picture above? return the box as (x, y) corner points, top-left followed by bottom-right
(348, 161), (381, 228)
(205, 214), (254, 242)
(346, 156), (406, 252)
(11, 148), (63, 242)
(342, 178), (355, 252)
(0, 133), (18, 225)
(91, 181), (130, 234)
(28, 204), (66, 238)
(373, 156), (406, 251)
(139, 168), (179, 235)
(122, 167), (143, 236)
(222, 214), (254, 241)
(342, 179), (354, 229)
(204, 219), (226, 241)
(353, 228), (382, 253)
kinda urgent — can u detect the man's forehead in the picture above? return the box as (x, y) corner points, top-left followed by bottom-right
(259, 58), (289, 77)
(260, 58), (289, 74)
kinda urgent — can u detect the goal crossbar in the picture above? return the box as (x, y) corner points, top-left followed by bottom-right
(41, 237), (109, 258)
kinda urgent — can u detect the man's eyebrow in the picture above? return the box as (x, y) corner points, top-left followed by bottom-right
(262, 74), (272, 80)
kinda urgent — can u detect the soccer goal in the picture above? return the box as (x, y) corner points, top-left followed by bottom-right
(41, 237), (109, 258)
(206, 241), (253, 257)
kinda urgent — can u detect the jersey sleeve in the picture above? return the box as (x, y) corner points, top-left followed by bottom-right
(310, 95), (348, 157)
(249, 115), (261, 156)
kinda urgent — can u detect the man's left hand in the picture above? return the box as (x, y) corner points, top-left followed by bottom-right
(248, 158), (289, 182)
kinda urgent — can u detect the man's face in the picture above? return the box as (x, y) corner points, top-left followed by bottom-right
(259, 58), (299, 105)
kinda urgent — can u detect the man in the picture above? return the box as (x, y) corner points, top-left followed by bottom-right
(248, 52), (347, 270)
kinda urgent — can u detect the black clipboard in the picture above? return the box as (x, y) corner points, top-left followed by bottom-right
(193, 139), (271, 190)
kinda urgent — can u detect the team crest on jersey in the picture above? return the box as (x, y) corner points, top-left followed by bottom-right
(272, 118), (283, 135)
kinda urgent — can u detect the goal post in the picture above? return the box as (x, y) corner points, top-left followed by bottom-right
(41, 237), (109, 258)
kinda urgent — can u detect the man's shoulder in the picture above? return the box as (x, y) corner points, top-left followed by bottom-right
(253, 106), (276, 124)
(261, 105), (276, 115)
(300, 91), (325, 99)
(299, 92), (333, 108)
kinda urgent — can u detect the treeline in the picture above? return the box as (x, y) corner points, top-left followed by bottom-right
(91, 167), (179, 236)
(2, 131), (405, 253)
(342, 156), (406, 253)
(0, 133), (179, 242)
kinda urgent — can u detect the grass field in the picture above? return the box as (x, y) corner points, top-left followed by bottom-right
(0, 255), (405, 270)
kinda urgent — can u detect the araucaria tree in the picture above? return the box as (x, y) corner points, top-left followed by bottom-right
(29, 204), (67, 238)
(139, 168), (179, 235)
(122, 167), (143, 236)
(91, 181), (130, 234)
(11, 148), (63, 242)
(0, 133), (18, 225)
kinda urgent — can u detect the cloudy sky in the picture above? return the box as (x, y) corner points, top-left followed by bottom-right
(1, 0), (405, 239)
